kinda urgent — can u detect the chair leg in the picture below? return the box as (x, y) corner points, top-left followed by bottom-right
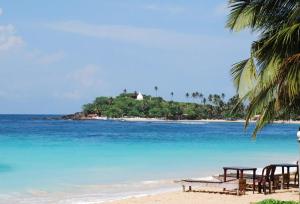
(258, 183), (262, 193)
(263, 184), (266, 194)
(296, 166), (299, 185)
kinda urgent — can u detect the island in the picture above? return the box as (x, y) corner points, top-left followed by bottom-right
(63, 92), (248, 120)
(63, 91), (300, 122)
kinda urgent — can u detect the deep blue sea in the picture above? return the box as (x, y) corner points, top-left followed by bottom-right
(0, 115), (298, 203)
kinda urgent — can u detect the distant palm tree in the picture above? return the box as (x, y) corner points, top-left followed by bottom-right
(170, 92), (174, 100)
(192, 92), (196, 102)
(212, 94), (221, 106)
(185, 92), (189, 102)
(195, 91), (199, 99)
(203, 97), (206, 105)
(154, 86), (158, 97)
(208, 94), (213, 103)
(198, 92), (203, 104)
(221, 93), (225, 100)
(123, 89), (127, 94)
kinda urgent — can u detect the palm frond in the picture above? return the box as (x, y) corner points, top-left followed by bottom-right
(227, 0), (300, 137)
(231, 57), (257, 98)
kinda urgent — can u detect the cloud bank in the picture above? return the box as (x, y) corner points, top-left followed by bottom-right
(46, 21), (227, 49)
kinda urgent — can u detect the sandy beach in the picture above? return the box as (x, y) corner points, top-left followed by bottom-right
(92, 116), (300, 124)
(102, 189), (299, 204)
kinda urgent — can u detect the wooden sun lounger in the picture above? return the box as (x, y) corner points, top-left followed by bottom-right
(176, 177), (246, 196)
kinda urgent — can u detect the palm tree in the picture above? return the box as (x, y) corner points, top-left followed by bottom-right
(123, 89), (127, 94)
(170, 92), (174, 101)
(221, 93), (225, 100)
(192, 92), (196, 102)
(208, 94), (213, 104)
(154, 86), (158, 97)
(199, 93), (204, 104)
(185, 92), (189, 102)
(195, 92), (199, 103)
(227, 0), (300, 137)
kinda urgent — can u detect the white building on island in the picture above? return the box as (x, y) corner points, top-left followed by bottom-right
(136, 92), (143, 100)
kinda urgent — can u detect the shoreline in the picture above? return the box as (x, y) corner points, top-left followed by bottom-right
(81, 116), (300, 124)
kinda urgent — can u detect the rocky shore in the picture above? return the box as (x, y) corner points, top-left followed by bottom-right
(61, 112), (97, 120)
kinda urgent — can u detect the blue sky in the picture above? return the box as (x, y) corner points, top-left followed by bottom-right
(0, 0), (253, 114)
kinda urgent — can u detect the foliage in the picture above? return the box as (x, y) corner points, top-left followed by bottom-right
(227, 0), (300, 137)
(256, 199), (299, 204)
(82, 92), (245, 120)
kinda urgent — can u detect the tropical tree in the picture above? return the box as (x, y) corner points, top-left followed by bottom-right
(199, 93), (204, 104)
(185, 92), (190, 102)
(208, 94), (213, 104)
(221, 93), (225, 100)
(227, 0), (300, 137)
(192, 92), (197, 102)
(82, 103), (96, 115)
(123, 89), (127, 94)
(170, 92), (174, 100)
(194, 91), (200, 103)
(154, 86), (158, 97)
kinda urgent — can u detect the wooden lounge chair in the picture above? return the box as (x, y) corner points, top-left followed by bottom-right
(176, 176), (246, 196)
(257, 165), (277, 194)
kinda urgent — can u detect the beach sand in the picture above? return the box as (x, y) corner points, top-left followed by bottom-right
(102, 189), (299, 204)
(93, 116), (300, 124)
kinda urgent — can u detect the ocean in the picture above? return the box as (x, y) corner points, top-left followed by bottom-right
(0, 115), (298, 203)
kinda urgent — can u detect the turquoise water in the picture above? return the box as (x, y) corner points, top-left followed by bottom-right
(0, 115), (298, 203)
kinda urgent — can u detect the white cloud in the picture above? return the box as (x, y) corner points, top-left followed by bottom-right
(214, 2), (229, 16)
(143, 4), (185, 14)
(25, 50), (65, 65)
(0, 24), (23, 51)
(67, 64), (103, 88)
(47, 21), (222, 49)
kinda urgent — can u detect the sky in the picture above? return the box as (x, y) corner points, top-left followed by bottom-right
(0, 0), (254, 114)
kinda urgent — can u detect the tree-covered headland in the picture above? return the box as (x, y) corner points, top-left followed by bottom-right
(82, 92), (246, 120)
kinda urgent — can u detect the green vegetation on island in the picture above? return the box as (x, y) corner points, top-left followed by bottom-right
(81, 91), (245, 120)
(77, 88), (300, 121)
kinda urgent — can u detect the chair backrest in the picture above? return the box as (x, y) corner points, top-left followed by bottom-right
(259, 165), (276, 182)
